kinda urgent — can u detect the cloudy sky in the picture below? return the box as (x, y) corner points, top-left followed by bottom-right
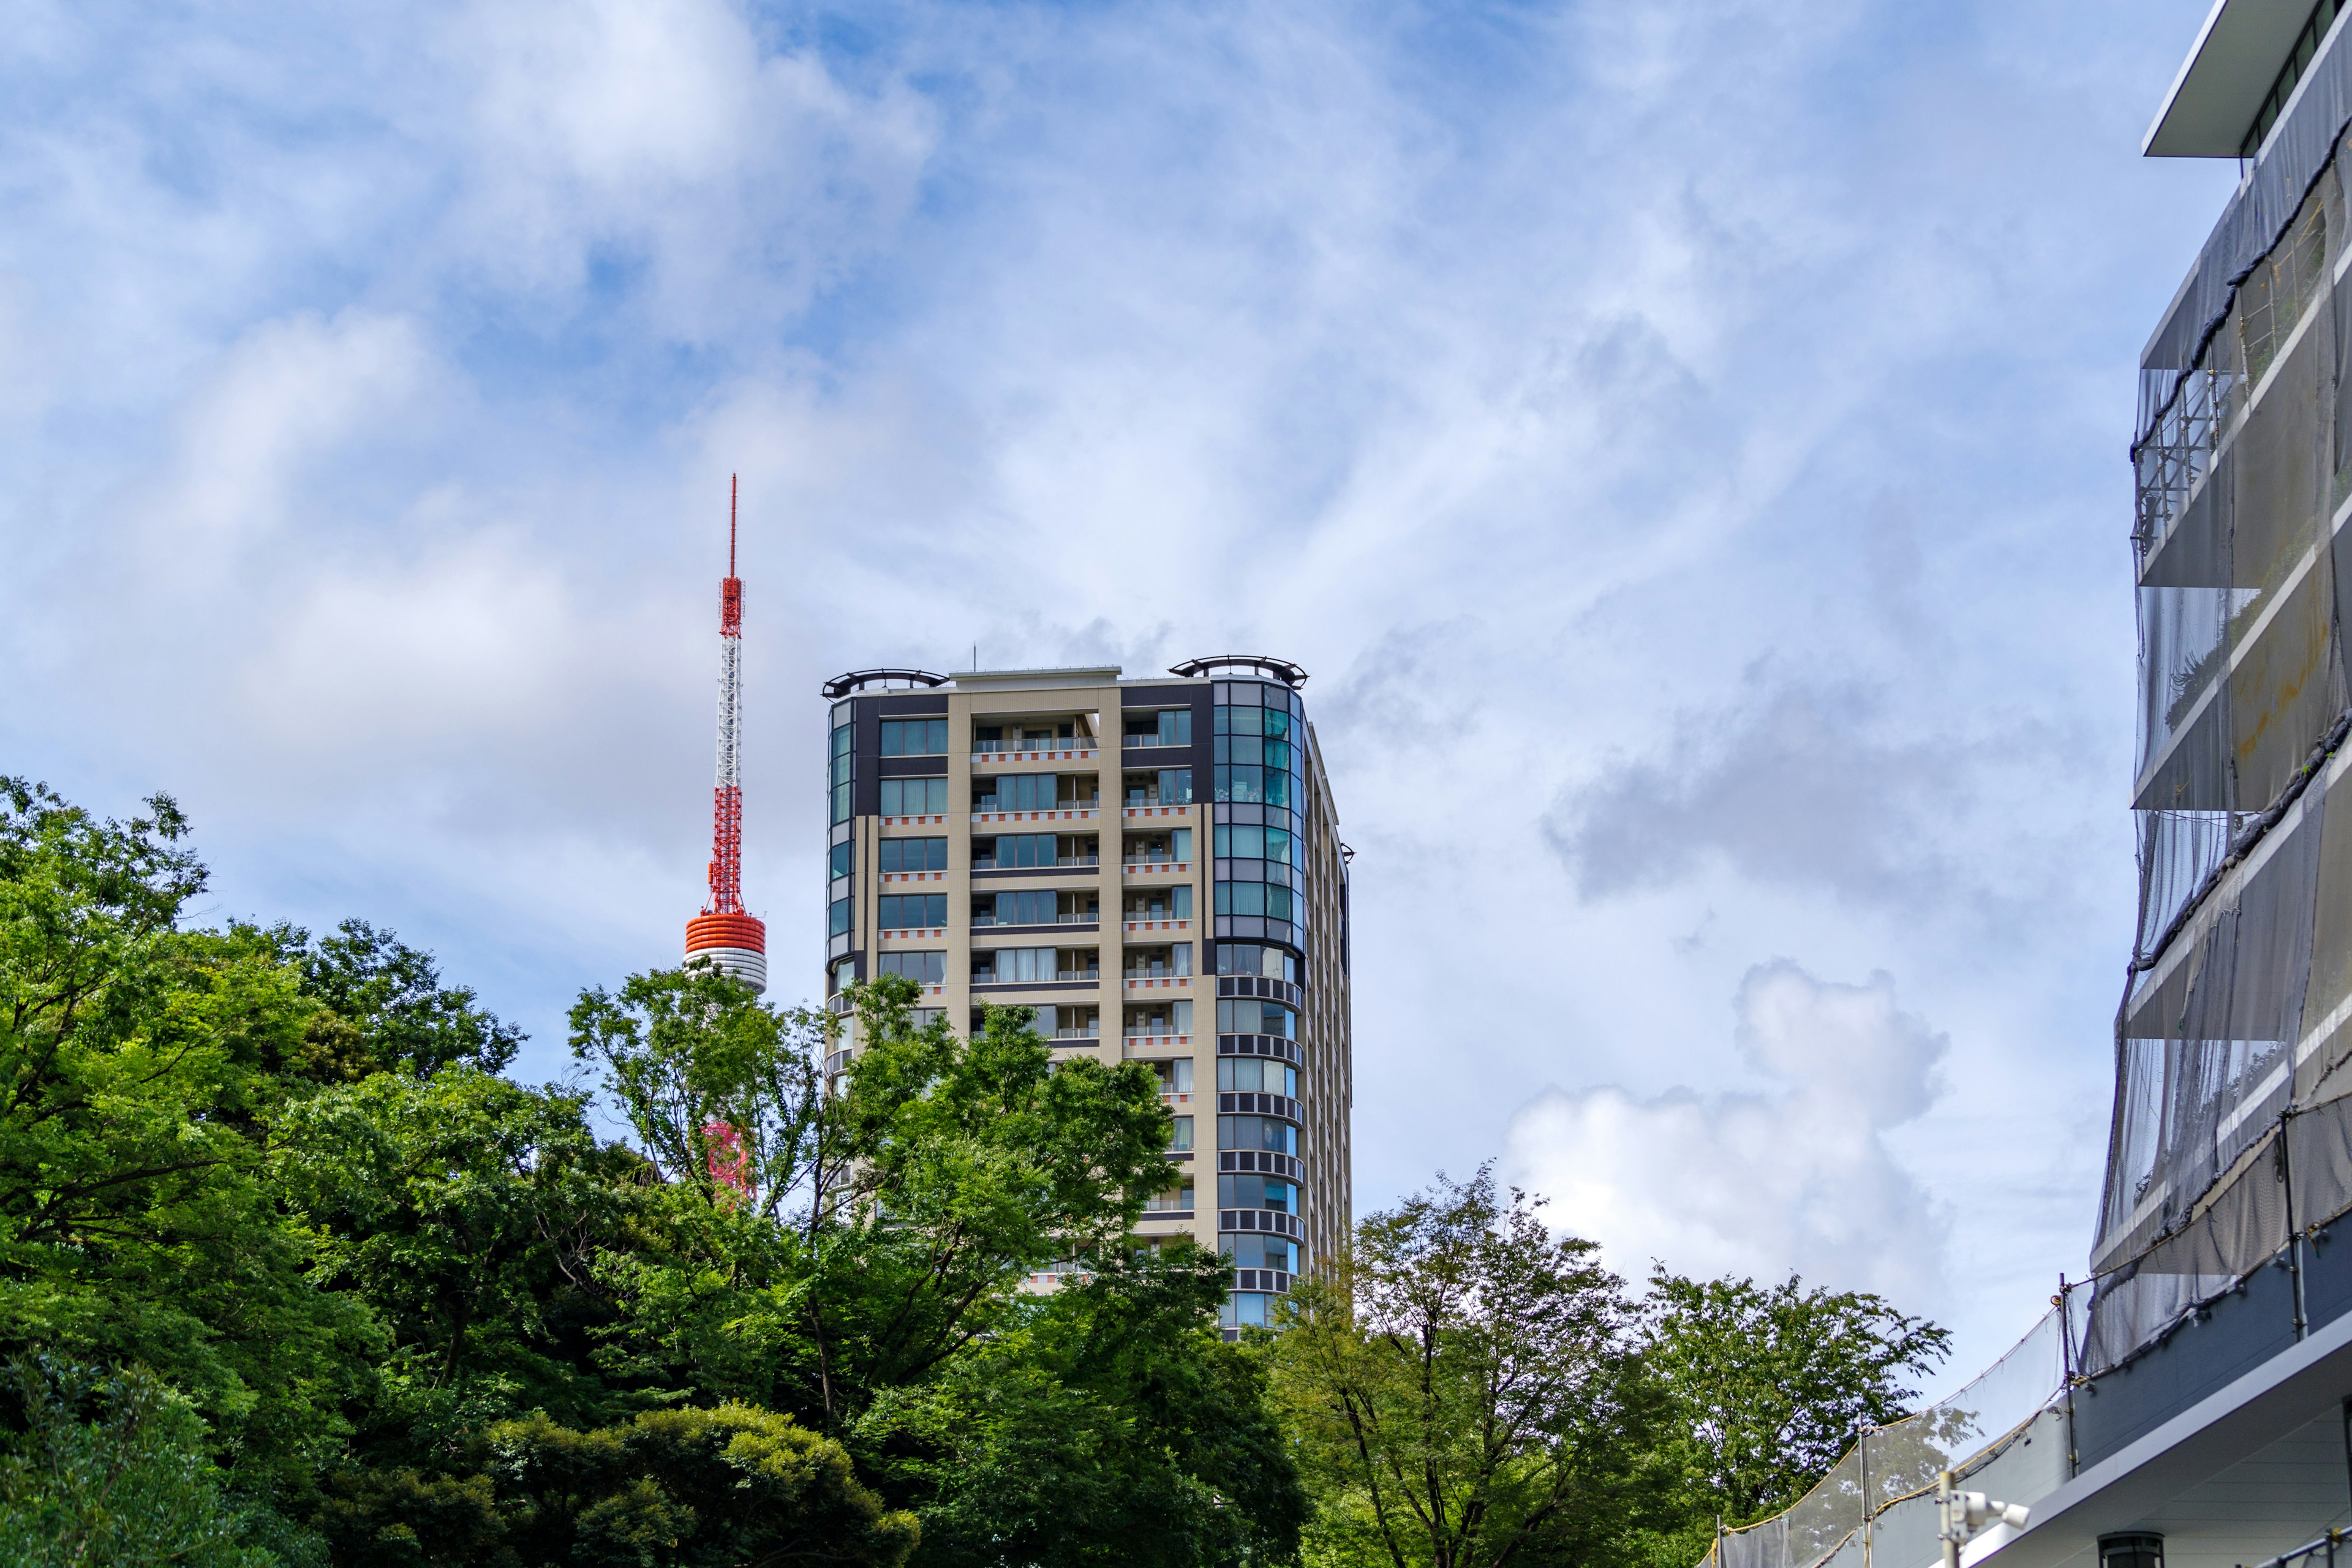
(0, 0), (2240, 1380)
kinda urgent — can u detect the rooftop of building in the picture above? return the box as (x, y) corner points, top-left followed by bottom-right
(2145, 0), (2341, 157)
(821, 656), (1308, 700)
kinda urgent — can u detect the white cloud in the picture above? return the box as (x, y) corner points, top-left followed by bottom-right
(1505, 962), (1951, 1308)
(435, 0), (937, 337)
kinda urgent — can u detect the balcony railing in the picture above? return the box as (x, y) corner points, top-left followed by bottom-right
(1123, 966), (1189, 979)
(971, 854), (1100, 871)
(974, 737), (1095, 755)
(1122, 851), (1182, 865)
(1054, 1022), (1101, 1038)
(1125, 1022), (1185, 1037)
(970, 912), (1099, 927)
(976, 798), (1098, 813)
(1056, 968), (1101, 982)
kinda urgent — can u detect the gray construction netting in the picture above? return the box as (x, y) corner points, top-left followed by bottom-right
(1703, 1303), (2076, 1568)
(2101, 18), (2352, 1385)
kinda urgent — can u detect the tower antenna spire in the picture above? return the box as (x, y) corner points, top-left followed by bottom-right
(683, 474), (766, 993)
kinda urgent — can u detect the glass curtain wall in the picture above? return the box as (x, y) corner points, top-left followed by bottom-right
(1212, 679), (1311, 1329)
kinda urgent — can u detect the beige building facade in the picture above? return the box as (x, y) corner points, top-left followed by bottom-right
(818, 658), (1352, 1331)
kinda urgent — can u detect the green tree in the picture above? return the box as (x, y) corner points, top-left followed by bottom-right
(568, 965), (826, 1220)
(273, 919), (526, 1081)
(1272, 1167), (1664, 1568)
(488, 1404), (916, 1567)
(856, 1242), (1307, 1568)
(571, 973), (1298, 1564)
(313, 1404), (916, 1568)
(0, 1355), (292, 1567)
(274, 1067), (648, 1469)
(1640, 1268), (1951, 1526)
(574, 974), (1175, 1425)
(0, 778), (379, 1494)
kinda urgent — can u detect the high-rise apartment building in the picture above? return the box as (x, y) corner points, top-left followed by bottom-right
(816, 658), (1352, 1332)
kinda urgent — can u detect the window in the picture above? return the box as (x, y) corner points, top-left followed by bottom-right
(979, 889), (1092, 927)
(829, 840), (854, 878)
(827, 896), (853, 937)
(879, 837), (948, 873)
(1124, 768), (1194, 805)
(1124, 943), (1191, 978)
(1218, 998), (1297, 1038)
(880, 718), (949, 756)
(1220, 1234), (1298, 1272)
(1124, 828), (1192, 864)
(1147, 1058), (1194, 1093)
(1125, 1000), (1193, 1036)
(977, 722), (1080, 753)
(976, 947), (1060, 984)
(1215, 943), (1297, 982)
(1144, 1182), (1196, 1213)
(879, 777), (949, 816)
(976, 774), (1087, 812)
(1220, 1291), (1275, 1329)
(1218, 1174), (1297, 1213)
(983, 890), (1046, 926)
(830, 720), (854, 824)
(829, 957), (856, 995)
(876, 951), (945, 985)
(1212, 765), (1291, 807)
(1170, 1115), (1194, 1151)
(1124, 709), (1193, 747)
(1213, 880), (1295, 921)
(1215, 704), (1292, 741)
(1218, 1115), (1297, 1155)
(1218, 1057), (1296, 1097)
(978, 832), (1090, 869)
(1125, 886), (1194, 920)
(1212, 824), (1292, 864)
(878, 894), (946, 930)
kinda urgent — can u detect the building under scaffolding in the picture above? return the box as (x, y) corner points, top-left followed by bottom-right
(1709, 4), (2352, 1566)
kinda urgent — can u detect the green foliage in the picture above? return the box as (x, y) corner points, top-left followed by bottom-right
(274, 919), (526, 1080)
(854, 1242), (1305, 1568)
(1272, 1166), (1667, 1568)
(0, 1355), (300, 1567)
(569, 966), (824, 1218)
(1639, 1268), (1951, 1525)
(314, 1405), (916, 1568)
(1, 775), (1952, 1568)
(489, 1404), (917, 1567)
(274, 1068), (646, 1462)
(0, 778), (380, 1494)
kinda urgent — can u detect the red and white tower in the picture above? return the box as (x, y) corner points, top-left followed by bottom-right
(684, 475), (767, 993)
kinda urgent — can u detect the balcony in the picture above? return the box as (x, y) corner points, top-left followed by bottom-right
(973, 743), (1098, 764)
(972, 854), (1101, 872)
(971, 912), (1099, 928)
(974, 802), (1098, 821)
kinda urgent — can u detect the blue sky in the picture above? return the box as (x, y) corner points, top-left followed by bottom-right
(0, 0), (2240, 1381)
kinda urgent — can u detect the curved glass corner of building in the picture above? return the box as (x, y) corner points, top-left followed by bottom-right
(1210, 677), (1312, 1333)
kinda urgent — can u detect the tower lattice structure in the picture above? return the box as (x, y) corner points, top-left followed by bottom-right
(684, 475), (767, 993)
